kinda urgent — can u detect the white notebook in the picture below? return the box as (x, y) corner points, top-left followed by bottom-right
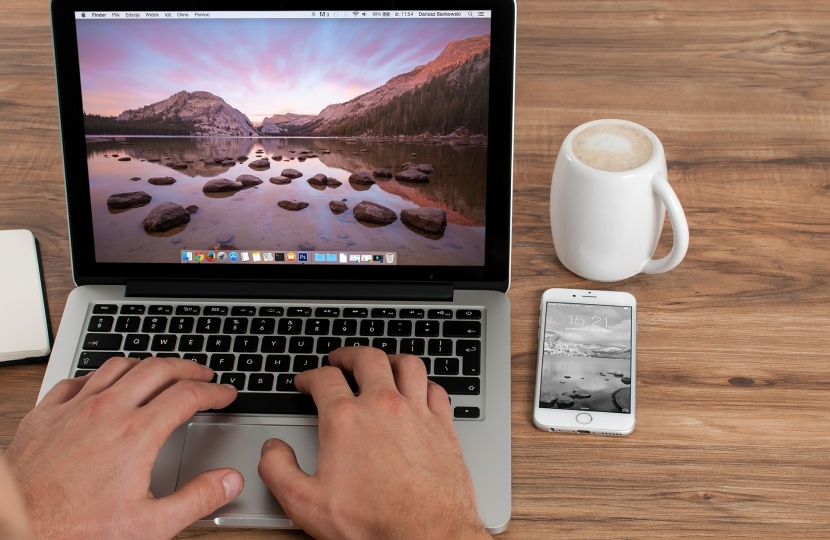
(0, 230), (51, 364)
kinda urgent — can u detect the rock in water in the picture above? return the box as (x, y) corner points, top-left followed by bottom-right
(203, 178), (244, 192)
(171, 162), (188, 170)
(348, 172), (375, 185)
(329, 200), (348, 214)
(298, 156), (306, 162)
(308, 173), (329, 185)
(555, 395), (575, 408)
(325, 177), (342, 186)
(235, 174), (264, 187)
(185, 205), (199, 214)
(237, 155), (249, 161)
(612, 388), (631, 412)
(117, 157), (131, 161)
(272, 155), (282, 161)
(621, 377), (631, 385)
(373, 168), (393, 178)
(106, 191), (152, 209)
(400, 207), (447, 233)
(141, 202), (190, 232)
(269, 176), (292, 185)
(148, 176), (176, 185)
(573, 390), (591, 399)
(221, 159), (236, 166)
(415, 163), (436, 174)
(400, 161), (417, 170)
(213, 157), (226, 163)
(278, 200), (309, 211)
(248, 158), (270, 170)
(354, 201), (397, 225)
(395, 169), (430, 183)
(129, 177), (141, 182)
(281, 168), (303, 179)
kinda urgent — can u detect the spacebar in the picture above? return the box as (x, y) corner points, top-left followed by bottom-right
(213, 393), (318, 415)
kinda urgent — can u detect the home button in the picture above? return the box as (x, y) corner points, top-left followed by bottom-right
(575, 413), (593, 425)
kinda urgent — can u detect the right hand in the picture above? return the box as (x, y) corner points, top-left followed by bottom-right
(258, 347), (492, 540)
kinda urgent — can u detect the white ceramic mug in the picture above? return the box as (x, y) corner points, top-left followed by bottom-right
(550, 119), (689, 282)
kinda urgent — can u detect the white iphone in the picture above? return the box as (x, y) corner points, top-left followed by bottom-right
(533, 288), (636, 435)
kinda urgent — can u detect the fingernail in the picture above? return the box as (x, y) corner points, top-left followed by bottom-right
(261, 438), (278, 455)
(222, 471), (243, 499)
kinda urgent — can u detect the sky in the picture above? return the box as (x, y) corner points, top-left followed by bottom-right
(545, 303), (632, 348)
(76, 17), (490, 122)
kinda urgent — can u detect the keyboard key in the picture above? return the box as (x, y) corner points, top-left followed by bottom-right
(414, 320), (439, 337)
(345, 337), (370, 347)
(142, 316), (168, 333)
(454, 406), (481, 419)
(215, 392), (316, 414)
(420, 357), (431, 374)
(443, 321), (481, 338)
(204, 306), (228, 316)
(276, 374), (298, 391)
(265, 355), (291, 372)
(169, 317), (194, 333)
(92, 304), (117, 314)
(178, 335), (204, 352)
(293, 355), (319, 372)
(82, 333), (122, 350)
(332, 319), (357, 335)
(209, 354), (235, 370)
(428, 309), (453, 319)
(128, 353), (152, 359)
(360, 320), (384, 336)
(315, 307), (340, 317)
(223, 318), (249, 334)
(278, 318), (303, 335)
(456, 309), (482, 320)
(151, 335), (177, 352)
(247, 373), (274, 391)
(123, 334), (150, 351)
(428, 376), (480, 395)
(428, 339), (453, 356)
(120, 305), (146, 315)
(372, 338), (397, 354)
(371, 308), (396, 318)
(206, 335), (232, 352)
(156, 353), (180, 358)
(400, 338), (425, 355)
(387, 320), (412, 336)
(148, 305), (173, 315)
(78, 351), (124, 368)
(196, 317), (221, 334)
(287, 307), (312, 317)
(251, 318), (276, 334)
(233, 336), (260, 352)
(305, 319), (331, 335)
(184, 353), (208, 365)
(176, 305), (201, 315)
(115, 316), (140, 333)
(399, 309), (425, 319)
(74, 370), (94, 378)
(316, 337), (342, 354)
(434, 358), (460, 375)
(220, 373), (246, 390)
(259, 306), (284, 316)
(87, 316), (113, 332)
(343, 308), (368, 318)
(231, 306), (256, 316)
(237, 354), (263, 371)
(288, 337), (314, 353)
(261, 336), (287, 353)
(457, 340), (481, 376)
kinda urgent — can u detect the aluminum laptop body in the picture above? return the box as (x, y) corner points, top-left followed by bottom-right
(44, 0), (516, 532)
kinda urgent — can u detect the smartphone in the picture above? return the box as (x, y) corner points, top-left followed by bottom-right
(533, 288), (636, 435)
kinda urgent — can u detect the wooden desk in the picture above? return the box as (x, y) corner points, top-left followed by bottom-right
(1, 1), (828, 537)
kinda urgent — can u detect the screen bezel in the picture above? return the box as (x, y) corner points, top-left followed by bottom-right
(533, 289), (637, 433)
(51, 0), (515, 290)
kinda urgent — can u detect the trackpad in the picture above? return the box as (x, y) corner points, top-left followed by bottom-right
(176, 423), (319, 517)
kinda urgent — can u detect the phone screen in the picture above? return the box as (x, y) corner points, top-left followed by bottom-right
(539, 302), (633, 414)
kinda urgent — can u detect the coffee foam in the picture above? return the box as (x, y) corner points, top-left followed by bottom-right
(572, 123), (654, 172)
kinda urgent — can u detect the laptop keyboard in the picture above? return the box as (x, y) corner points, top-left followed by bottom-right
(75, 303), (485, 420)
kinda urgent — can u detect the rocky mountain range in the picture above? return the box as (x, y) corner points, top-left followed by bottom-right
(258, 113), (316, 134)
(544, 332), (631, 359)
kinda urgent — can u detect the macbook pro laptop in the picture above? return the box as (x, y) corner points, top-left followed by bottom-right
(42, 0), (516, 532)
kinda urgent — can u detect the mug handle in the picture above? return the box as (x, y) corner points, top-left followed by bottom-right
(642, 173), (689, 274)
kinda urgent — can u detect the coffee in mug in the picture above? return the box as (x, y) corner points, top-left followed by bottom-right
(550, 119), (689, 282)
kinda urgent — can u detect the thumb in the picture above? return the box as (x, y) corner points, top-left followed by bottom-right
(258, 438), (314, 522)
(155, 468), (243, 534)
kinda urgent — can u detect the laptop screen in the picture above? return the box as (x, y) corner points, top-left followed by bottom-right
(74, 10), (492, 268)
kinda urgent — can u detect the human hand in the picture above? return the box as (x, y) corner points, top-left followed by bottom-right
(258, 347), (492, 540)
(0, 454), (31, 540)
(5, 357), (243, 540)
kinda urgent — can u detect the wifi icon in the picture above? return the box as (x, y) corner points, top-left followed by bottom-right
(352, 11), (359, 16)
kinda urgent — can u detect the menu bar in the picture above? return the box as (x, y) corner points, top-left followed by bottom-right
(75, 10), (491, 20)
(181, 250), (397, 265)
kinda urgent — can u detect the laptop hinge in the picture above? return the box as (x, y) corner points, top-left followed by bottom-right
(125, 280), (454, 302)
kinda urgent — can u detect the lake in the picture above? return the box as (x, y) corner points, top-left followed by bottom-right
(539, 355), (632, 413)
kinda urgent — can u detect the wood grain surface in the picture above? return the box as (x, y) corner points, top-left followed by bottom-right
(1, 0), (829, 537)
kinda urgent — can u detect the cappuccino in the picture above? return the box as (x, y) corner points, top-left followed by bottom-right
(572, 123), (654, 172)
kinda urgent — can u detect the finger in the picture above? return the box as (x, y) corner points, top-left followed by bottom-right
(327, 346), (396, 393)
(294, 366), (354, 411)
(154, 467), (243, 535)
(388, 355), (429, 403)
(140, 380), (237, 440)
(75, 356), (140, 398)
(38, 376), (90, 407)
(107, 357), (215, 407)
(258, 438), (314, 523)
(426, 381), (454, 428)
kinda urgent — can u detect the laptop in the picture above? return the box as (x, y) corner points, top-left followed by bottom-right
(42, 1), (515, 532)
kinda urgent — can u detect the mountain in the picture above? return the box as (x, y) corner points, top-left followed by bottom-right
(259, 113), (316, 134)
(116, 91), (257, 136)
(544, 332), (631, 359)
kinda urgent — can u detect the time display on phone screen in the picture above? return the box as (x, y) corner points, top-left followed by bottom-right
(538, 303), (632, 414)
